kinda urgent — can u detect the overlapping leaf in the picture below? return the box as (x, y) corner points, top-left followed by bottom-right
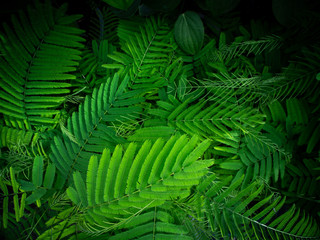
(197, 174), (320, 239)
(214, 133), (288, 188)
(88, 7), (119, 44)
(0, 125), (38, 148)
(49, 74), (144, 184)
(66, 135), (213, 230)
(109, 208), (192, 240)
(73, 39), (117, 93)
(104, 16), (177, 90)
(145, 95), (265, 142)
(0, 1), (85, 126)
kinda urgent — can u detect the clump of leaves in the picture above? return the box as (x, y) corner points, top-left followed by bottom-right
(0, 0), (319, 239)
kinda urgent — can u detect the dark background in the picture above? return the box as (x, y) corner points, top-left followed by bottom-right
(1, 0), (319, 26)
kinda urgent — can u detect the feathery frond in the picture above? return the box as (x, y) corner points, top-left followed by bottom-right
(0, 1), (319, 239)
(49, 74), (143, 184)
(268, 46), (320, 101)
(146, 95), (265, 141)
(73, 39), (117, 93)
(88, 7), (119, 44)
(0, 1), (85, 126)
(104, 16), (176, 91)
(66, 135), (212, 233)
(197, 175), (320, 239)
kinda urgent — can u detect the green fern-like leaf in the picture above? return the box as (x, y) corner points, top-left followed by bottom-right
(273, 158), (320, 213)
(214, 131), (288, 188)
(193, 32), (282, 79)
(0, 125), (38, 148)
(88, 7), (119, 44)
(200, 72), (285, 105)
(198, 175), (320, 239)
(268, 46), (320, 101)
(0, 1), (85, 126)
(73, 39), (117, 93)
(49, 74), (143, 184)
(147, 95), (265, 141)
(37, 206), (80, 240)
(218, 34), (282, 62)
(66, 135), (212, 231)
(109, 207), (192, 240)
(104, 16), (176, 90)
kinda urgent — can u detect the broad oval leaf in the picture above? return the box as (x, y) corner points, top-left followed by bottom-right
(102, 0), (135, 10)
(174, 11), (204, 55)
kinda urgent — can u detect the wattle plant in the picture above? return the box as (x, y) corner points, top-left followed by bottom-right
(0, 0), (319, 239)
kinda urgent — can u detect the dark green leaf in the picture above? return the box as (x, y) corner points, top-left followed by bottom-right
(26, 189), (47, 204)
(174, 11), (204, 55)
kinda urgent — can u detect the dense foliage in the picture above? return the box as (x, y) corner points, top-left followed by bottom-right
(0, 0), (320, 239)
